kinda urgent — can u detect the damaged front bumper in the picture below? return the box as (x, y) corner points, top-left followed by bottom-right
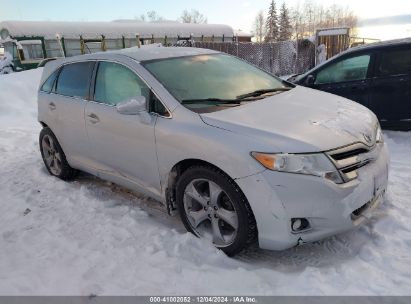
(235, 142), (389, 251)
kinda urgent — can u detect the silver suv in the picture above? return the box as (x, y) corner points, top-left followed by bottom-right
(37, 47), (389, 256)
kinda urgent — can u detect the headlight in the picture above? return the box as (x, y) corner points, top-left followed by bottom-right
(251, 152), (343, 183)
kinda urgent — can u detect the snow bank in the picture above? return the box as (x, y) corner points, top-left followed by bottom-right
(0, 68), (42, 128)
(0, 70), (411, 295)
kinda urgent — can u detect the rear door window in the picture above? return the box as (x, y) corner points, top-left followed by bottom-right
(315, 54), (371, 84)
(377, 48), (411, 77)
(55, 61), (95, 98)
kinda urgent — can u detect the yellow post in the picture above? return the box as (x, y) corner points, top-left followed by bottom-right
(136, 34), (141, 48)
(101, 35), (106, 51)
(80, 36), (85, 55)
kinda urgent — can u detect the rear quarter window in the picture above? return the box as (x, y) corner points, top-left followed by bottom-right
(40, 69), (60, 93)
(55, 61), (95, 98)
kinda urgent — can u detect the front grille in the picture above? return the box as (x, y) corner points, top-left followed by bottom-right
(330, 148), (369, 161)
(341, 161), (370, 174)
(327, 142), (381, 183)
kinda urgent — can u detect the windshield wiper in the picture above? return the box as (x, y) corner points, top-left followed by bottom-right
(236, 87), (291, 99)
(181, 98), (242, 105)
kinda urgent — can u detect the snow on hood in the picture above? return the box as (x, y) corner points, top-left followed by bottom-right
(200, 86), (378, 153)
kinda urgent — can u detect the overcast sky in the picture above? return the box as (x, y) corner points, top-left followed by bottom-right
(1, 0), (411, 33)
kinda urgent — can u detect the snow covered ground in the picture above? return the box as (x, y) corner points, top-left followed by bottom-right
(0, 69), (411, 295)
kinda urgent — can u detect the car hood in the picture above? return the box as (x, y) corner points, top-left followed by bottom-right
(200, 86), (378, 153)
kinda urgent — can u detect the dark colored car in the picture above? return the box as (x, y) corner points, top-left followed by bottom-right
(291, 38), (411, 130)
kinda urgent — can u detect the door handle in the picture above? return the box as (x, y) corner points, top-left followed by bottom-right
(87, 113), (100, 124)
(48, 102), (56, 111)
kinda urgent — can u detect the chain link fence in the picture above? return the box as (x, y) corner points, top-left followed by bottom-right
(189, 40), (315, 77)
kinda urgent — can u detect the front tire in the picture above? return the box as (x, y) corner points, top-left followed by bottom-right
(176, 165), (257, 256)
(39, 127), (77, 180)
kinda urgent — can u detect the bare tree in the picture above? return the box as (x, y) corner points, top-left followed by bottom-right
(180, 9), (208, 24)
(253, 10), (266, 42)
(303, 0), (316, 34)
(290, 0), (358, 39)
(139, 11), (164, 22)
(290, 4), (303, 40)
(148, 11), (164, 22)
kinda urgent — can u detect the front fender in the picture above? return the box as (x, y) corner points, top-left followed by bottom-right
(154, 107), (266, 195)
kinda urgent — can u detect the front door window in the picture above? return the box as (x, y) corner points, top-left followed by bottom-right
(315, 55), (371, 84)
(94, 62), (150, 106)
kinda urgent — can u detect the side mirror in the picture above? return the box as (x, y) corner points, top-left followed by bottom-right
(116, 96), (147, 115)
(305, 74), (315, 86)
(116, 96), (152, 124)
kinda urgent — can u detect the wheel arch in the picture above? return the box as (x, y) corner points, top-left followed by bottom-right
(165, 158), (249, 214)
(39, 121), (49, 128)
(167, 158), (259, 253)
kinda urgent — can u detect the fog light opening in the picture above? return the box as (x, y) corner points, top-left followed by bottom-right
(291, 218), (310, 232)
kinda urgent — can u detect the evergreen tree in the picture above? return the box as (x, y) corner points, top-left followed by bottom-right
(278, 2), (292, 41)
(265, 0), (279, 42)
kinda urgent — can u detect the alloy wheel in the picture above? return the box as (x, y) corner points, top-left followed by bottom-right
(41, 134), (62, 176)
(183, 178), (239, 246)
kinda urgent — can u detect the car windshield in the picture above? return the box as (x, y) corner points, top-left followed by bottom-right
(143, 54), (292, 112)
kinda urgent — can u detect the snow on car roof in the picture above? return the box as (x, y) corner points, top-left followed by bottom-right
(118, 46), (220, 61)
(59, 47), (220, 63)
(0, 20), (234, 40)
(346, 37), (411, 53)
(306, 37), (411, 73)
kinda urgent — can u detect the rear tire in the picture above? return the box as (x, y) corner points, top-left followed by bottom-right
(39, 127), (77, 180)
(176, 165), (257, 256)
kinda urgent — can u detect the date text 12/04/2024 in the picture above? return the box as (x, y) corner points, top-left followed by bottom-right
(149, 296), (257, 303)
